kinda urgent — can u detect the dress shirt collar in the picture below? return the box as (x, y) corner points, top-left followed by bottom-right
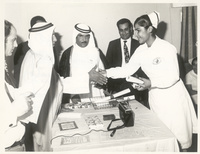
(120, 37), (131, 45)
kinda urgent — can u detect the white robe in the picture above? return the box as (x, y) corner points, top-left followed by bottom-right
(62, 45), (105, 100)
(1, 83), (25, 150)
(19, 50), (53, 123)
(107, 37), (197, 149)
(19, 49), (63, 151)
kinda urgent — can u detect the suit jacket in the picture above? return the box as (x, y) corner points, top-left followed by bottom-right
(106, 38), (148, 101)
(106, 38), (139, 68)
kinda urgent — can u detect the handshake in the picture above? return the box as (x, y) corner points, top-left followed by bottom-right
(88, 65), (107, 86)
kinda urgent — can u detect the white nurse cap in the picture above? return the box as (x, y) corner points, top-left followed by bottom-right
(148, 11), (160, 29)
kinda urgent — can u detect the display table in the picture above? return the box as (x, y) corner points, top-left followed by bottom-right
(51, 100), (179, 152)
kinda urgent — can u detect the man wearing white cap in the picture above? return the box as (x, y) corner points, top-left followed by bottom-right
(101, 11), (197, 151)
(19, 22), (63, 151)
(59, 23), (107, 104)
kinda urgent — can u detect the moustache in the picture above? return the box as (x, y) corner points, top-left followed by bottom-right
(81, 41), (87, 44)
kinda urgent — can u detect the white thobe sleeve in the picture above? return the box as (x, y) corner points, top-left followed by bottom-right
(1, 88), (25, 149)
(6, 81), (32, 101)
(61, 74), (90, 94)
(98, 57), (105, 70)
(107, 50), (141, 79)
(27, 59), (53, 94)
(19, 57), (53, 123)
(2, 88), (18, 130)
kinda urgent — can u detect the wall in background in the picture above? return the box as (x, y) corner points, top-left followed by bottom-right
(5, 2), (182, 56)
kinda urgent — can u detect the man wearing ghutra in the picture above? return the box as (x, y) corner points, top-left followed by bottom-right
(19, 22), (63, 151)
(14, 16), (47, 87)
(59, 23), (108, 104)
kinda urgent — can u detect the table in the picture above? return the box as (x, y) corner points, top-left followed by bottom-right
(51, 100), (179, 152)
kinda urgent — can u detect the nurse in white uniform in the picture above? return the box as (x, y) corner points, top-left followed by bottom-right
(104, 11), (197, 151)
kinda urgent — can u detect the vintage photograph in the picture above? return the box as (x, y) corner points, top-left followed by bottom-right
(2, 0), (198, 152)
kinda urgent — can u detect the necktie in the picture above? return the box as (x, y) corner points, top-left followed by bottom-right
(124, 41), (129, 63)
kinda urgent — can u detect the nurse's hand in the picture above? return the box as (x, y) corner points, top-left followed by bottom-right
(135, 77), (151, 91)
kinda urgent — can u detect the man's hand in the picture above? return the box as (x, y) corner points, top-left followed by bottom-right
(99, 69), (107, 77)
(135, 77), (151, 91)
(186, 84), (197, 95)
(13, 92), (34, 117)
(89, 66), (107, 85)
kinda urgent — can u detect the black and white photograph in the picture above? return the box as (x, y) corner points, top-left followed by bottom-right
(1, 0), (198, 153)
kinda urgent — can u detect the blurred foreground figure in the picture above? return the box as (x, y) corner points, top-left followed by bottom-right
(19, 22), (63, 151)
(2, 20), (34, 152)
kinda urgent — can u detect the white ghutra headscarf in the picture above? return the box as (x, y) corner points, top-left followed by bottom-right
(62, 23), (104, 97)
(19, 22), (57, 123)
(28, 22), (55, 64)
(70, 23), (100, 76)
(72, 23), (96, 48)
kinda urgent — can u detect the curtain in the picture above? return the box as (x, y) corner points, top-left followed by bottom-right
(180, 6), (197, 63)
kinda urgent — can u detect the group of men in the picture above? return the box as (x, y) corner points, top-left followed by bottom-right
(4, 15), (149, 152)
(4, 18), (63, 152)
(14, 16), (148, 106)
(4, 11), (198, 152)
(59, 18), (148, 105)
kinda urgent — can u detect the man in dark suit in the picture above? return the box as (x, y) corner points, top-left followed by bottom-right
(106, 18), (148, 106)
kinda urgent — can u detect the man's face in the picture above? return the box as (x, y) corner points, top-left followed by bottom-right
(76, 33), (90, 48)
(5, 26), (17, 56)
(118, 22), (132, 40)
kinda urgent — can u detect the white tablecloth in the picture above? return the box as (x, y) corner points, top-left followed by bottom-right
(51, 100), (179, 152)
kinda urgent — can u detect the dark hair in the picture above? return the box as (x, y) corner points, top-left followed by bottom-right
(134, 14), (157, 35)
(5, 20), (13, 41)
(192, 57), (197, 65)
(30, 16), (46, 27)
(117, 18), (132, 29)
